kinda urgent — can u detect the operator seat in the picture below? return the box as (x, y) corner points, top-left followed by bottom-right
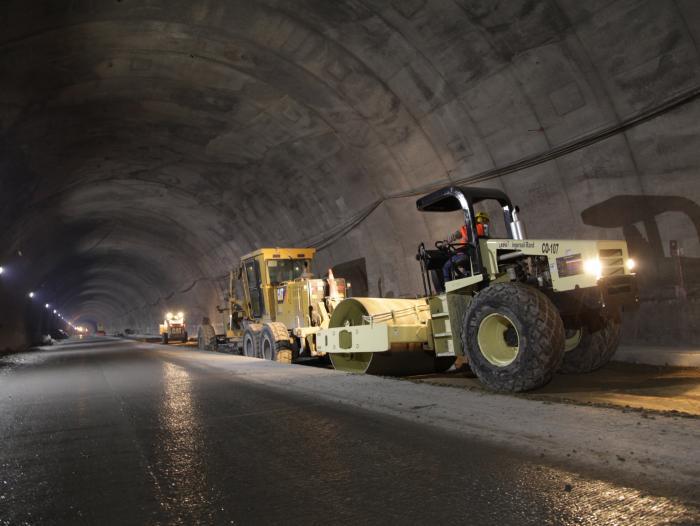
(416, 245), (449, 293)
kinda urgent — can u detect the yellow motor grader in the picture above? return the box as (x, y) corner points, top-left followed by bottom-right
(223, 247), (349, 363)
(317, 186), (639, 392)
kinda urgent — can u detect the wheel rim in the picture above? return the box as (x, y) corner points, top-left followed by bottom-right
(477, 313), (520, 367)
(564, 329), (582, 352)
(262, 338), (273, 360)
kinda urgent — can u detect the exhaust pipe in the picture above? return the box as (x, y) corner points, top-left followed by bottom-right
(510, 207), (526, 240)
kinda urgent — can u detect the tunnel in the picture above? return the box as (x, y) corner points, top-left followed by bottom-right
(1, 0), (699, 349)
(3, 2), (700, 524)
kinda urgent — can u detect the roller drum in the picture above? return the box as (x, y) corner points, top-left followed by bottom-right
(328, 297), (454, 376)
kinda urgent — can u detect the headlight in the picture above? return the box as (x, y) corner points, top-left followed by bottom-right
(626, 258), (636, 271)
(177, 311), (184, 318)
(166, 312), (173, 319)
(583, 258), (602, 279)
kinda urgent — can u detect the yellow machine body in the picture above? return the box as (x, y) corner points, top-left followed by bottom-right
(224, 247), (347, 358)
(159, 312), (187, 344)
(317, 237), (636, 375)
(317, 297), (455, 375)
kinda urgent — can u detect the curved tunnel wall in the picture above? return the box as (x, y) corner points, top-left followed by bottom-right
(1, 0), (699, 349)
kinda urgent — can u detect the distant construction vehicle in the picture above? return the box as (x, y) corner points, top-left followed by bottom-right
(222, 248), (348, 362)
(317, 186), (639, 392)
(159, 312), (188, 344)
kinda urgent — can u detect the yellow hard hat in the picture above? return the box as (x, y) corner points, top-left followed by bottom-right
(475, 211), (490, 222)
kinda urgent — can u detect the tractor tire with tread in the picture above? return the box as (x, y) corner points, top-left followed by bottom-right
(261, 323), (294, 363)
(463, 282), (565, 392)
(559, 313), (621, 374)
(197, 325), (217, 351)
(162, 333), (169, 345)
(243, 324), (263, 358)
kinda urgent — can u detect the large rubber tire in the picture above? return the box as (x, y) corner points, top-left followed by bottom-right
(182, 331), (188, 343)
(162, 333), (169, 345)
(463, 283), (565, 392)
(261, 323), (294, 363)
(197, 325), (217, 351)
(559, 313), (622, 374)
(243, 324), (262, 358)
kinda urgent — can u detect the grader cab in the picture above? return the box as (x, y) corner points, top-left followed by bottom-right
(225, 248), (348, 363)
(317, 186), (639, 392)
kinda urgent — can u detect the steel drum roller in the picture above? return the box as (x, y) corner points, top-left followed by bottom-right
(328, 298), (455, 375)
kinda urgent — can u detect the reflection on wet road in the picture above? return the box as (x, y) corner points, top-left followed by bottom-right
(0, 339), (698, 525)
(152, 361), (221, 523)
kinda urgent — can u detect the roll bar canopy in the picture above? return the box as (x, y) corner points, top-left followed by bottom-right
(416, 186), (519, 278)
(416, 186), (514, 212)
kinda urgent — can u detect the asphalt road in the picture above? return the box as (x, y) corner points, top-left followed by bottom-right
(0, 338), (698, 525)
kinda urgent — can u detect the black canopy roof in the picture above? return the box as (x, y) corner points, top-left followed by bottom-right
(416, 186), (513, 212)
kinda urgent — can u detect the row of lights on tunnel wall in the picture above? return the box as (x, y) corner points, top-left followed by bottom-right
(0, 265), (84, 332)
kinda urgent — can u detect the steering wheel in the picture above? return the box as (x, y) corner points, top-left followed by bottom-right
(436, 240), (469, 252)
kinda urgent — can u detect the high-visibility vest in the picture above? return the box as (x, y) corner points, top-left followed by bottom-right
(459, 225), (469, 244)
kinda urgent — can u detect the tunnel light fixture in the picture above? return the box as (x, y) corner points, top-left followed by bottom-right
(626, 258), (636, 271)
(53, 309), (57, 314)
(45, 303), (50, 309)
(28, 291), (35, 299)
(0, 266), (4, 275)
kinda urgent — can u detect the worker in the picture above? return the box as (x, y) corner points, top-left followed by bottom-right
(441, 224), (470, 288)
(475, 211), (490, 238)
(441, 212), (490, 289)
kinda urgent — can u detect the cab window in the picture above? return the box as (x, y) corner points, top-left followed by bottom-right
(267, 259), (311, 285)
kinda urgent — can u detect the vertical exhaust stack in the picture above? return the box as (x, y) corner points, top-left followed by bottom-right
(327, 269), (340, 299)
(510, 207), (526, 240)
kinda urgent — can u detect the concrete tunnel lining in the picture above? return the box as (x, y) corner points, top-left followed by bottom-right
(0, 0), (699, 348)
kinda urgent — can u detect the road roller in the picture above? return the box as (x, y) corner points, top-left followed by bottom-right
(317, 185), (639, 392)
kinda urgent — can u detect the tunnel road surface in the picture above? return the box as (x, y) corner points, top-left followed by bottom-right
(1, 338), (698, 525)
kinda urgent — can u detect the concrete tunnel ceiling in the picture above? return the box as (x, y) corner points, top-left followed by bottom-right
(1, 0), (700, 346)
